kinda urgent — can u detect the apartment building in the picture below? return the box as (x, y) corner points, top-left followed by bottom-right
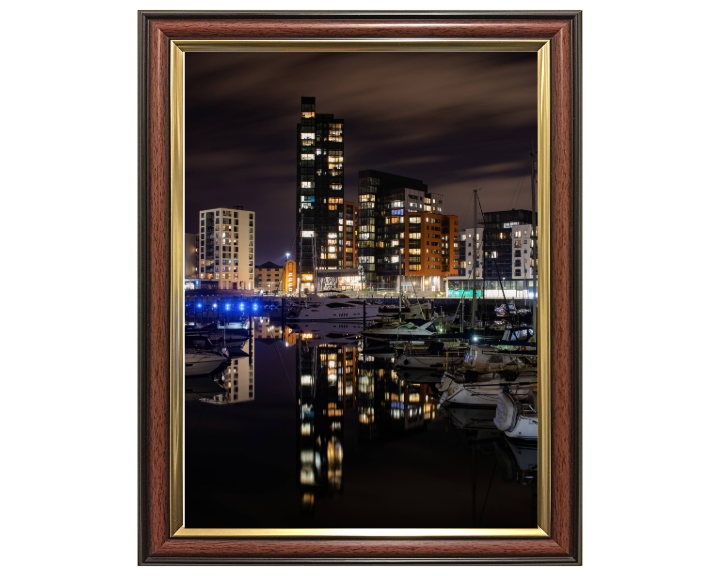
(197, 206), (255, 290)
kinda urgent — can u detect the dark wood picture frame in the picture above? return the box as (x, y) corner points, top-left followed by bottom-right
(139, 10), (582, 565)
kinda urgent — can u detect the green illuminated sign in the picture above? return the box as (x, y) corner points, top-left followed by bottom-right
(447, 290), (482, 297)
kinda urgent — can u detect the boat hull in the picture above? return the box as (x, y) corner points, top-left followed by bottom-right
(290, 304), (381, 322)
(504, 415), (538, 439)
(440, 377), (536, 407)
(394, 352), (463, 370)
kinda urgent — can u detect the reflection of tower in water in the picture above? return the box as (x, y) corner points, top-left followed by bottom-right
(296, 340), (357, 514)
(357, 354), (438, 443)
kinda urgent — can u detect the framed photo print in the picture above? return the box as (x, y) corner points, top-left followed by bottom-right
(139, 10), (581, 565)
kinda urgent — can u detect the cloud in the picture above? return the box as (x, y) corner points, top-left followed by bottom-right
(185, 52), (536, 262)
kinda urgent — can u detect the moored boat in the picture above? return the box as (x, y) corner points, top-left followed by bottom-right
(493, 390), (538, 439)
(361, 319), (437, 340)
(287, 296), (380, 322)
(438, 370), (537, 406)
(393, 340), (466, 370)
(185, 351), (230, 398)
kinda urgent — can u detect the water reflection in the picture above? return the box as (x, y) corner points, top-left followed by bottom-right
(297, 339), (354, 509)
(185, 316), (536, 528)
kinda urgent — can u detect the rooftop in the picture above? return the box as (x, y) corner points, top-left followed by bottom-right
(255, 261), (282, 269)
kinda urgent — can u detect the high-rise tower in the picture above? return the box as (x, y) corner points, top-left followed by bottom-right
(296, 97), (345, 292)
(357, 170), (444, 288)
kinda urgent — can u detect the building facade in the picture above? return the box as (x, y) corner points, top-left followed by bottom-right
(511, 224), (535, 280)
(457, 227), (484, 279)
(357, 170), (445, 288)
(255, 261), (284, 293)
(341, 201), (357, 269)
(198, 206), (255, 290)
(296, 97), (345, 293)
(402, 213), (458, 292)
(284, 259), (297, 293)
(482, 209), (534, 283)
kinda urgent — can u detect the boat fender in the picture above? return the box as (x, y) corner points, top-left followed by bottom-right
(493, 391), (517, 432)
(437, 378), (452, 392)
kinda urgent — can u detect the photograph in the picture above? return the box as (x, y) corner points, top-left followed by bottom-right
(182, 50), (542, 529)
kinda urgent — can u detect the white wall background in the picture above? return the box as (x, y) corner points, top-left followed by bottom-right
(2, 0), (717, 573)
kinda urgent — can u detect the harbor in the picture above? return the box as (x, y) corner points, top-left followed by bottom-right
(184, 290), (538, 528)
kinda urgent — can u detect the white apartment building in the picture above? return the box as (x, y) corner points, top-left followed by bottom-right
(198, 206), (255, 290)
(460, 226), (484, 279)
(511, 224), (534, 280)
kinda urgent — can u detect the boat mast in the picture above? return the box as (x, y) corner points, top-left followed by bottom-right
(471, 188), (478, 330)
(312, 232), (318, 295)
(398, 266), (403, 321)
(478, 191), (486, 330)
(529, 147), (538, 337)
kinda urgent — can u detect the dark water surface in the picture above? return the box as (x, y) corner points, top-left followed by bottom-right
(185, 318), (537, 528)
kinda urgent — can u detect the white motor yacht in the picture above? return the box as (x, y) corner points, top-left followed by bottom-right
(293, 321), (364, 346)
(287, 296), (380, 321)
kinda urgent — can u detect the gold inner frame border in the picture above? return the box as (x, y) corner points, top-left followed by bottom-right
(169, 38), (551, 539)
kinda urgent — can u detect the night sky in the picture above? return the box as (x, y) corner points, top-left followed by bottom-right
(186, 52), (537, 264)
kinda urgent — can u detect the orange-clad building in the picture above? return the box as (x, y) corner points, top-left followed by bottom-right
(403, 212), (459, 291)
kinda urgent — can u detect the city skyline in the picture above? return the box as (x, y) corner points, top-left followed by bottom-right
(186, 51), (537, 264)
